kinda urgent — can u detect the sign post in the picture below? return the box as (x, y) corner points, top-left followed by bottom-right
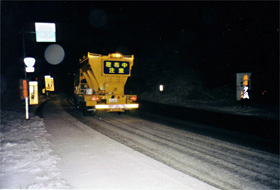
(236, 73), (251, 101)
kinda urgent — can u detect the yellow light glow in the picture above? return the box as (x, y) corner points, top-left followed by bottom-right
(95, 104), (139, 109)
(29, 81), (38, 105)
(44, 75), (55, 91)
(125, 104), (139, 108)
(95, 105), (109, 109)
(109, 53), (123, 58)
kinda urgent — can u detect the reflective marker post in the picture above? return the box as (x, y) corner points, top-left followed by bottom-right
(25, 96), (29, 119)
(21, 79), (29, 119)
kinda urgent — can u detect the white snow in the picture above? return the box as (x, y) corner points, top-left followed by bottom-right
(139, 93), (279, 120)
(2, 92), (277, 189)
(0, 102), (218, 189)
(44, 98), (219, 190)
(0, 110), (70, 189)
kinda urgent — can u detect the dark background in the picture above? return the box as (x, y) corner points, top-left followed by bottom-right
(1, 1), (279, 104)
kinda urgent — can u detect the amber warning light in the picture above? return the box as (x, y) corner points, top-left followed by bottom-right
(130, 96), (137, 101)
(92, 96), (101, 101)
(109, 53), (123, 58)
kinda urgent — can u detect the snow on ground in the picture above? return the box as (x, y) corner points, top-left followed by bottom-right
(0, 110), (71, 189)
(0, 95), (218, 190)
(139, 92), (279, 120)
(0, 89), (277, 189)
(42, 97), (218, 190)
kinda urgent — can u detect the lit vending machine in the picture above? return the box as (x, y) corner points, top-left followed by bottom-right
(29, 81), (39, 105)
(44, 75), (55, 91)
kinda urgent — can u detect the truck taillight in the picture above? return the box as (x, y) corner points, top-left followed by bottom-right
(92, 96), (100, 101)
(130, 96), (137, 101)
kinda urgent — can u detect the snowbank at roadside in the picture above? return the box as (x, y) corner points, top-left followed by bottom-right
(0, 110), (70, 189)
(139, 92), (279, 120)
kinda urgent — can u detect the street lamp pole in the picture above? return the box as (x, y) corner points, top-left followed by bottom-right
(22, 27), (36, 120)
(23, 57), (36, 120)
(21, 22), (56, 119)
(22, 28), (29, 120)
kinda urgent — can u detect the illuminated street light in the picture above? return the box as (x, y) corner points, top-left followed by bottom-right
(26, 67), (35, 73)
(24, 57), (36, 73)
(24, 57), (36, 67)
(159, 85), (164, 92)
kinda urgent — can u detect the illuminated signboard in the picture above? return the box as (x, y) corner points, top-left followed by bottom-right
(29, 81), (39, 105)
(44, 75), (55, 91)
(19, 79), (28, 100)
(35, 22), (56, 42)
(104, 61), (130, 75)
(236, 73), (251, 101)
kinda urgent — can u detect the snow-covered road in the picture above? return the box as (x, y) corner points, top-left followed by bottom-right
(1, 94), (279, 189)
(60, 95), (279, 190)
(42, 96), (218, 189)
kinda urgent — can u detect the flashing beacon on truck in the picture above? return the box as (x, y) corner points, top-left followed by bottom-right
(74, 52), (139, 116)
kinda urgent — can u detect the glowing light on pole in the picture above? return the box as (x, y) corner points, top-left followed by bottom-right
(24, 57), (36, 73)
(24, 57), (36, 119)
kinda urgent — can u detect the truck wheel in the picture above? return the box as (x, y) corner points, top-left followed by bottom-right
(74, 99), (80, 110)
(82, 104), (87, 116)
(75, 103), (80, 110)
(87, 111), (95, 116)
(83, 109), (87, 116)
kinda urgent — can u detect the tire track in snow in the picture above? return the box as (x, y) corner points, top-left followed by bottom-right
(94, 112), (279, 189)
(60, 95), (279, 190)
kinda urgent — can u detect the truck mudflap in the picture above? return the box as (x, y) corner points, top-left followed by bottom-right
(95, 103), (139, 110)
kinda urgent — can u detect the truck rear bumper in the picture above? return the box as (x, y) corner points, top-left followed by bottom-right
(95, 104), (139, 110)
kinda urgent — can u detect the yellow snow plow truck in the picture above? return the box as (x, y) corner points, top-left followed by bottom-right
(74, 52), (139, 116)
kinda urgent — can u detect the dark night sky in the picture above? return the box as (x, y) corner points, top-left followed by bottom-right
(1, 1), (279, 102)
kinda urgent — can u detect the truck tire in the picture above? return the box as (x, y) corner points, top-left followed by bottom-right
(75, 102), (80, 110)
(88, 111), (95, 116)
(74, 98), (80, 110)
(82, 103), (87, 116)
